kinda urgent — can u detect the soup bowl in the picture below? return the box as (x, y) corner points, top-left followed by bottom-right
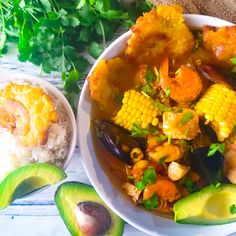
(77, 15), (236, 236)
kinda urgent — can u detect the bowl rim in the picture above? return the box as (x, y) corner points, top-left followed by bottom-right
(0, 72), (77, 171)
(77, 14), (236, 236)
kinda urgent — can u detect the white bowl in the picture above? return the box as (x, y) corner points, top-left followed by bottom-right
(78, 15), (236, 236)
(0, 72), (77, 171)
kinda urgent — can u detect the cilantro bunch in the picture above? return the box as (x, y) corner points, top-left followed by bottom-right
(0, 0), (152, 102)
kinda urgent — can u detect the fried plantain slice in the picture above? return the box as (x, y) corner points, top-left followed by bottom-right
(125, 5), (194, 64)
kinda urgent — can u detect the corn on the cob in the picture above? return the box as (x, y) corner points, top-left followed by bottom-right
(113, 90), (160, 130)
(195, 84), (236, 141)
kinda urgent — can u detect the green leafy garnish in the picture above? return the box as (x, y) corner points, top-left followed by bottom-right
(145, 67), (155, 83)
(165, 88), (171, 98)
(207, 143), (225, 157)
(112, 93), (124, 104)
(0, 0), (152, 105)
(127, 175), (134, 180)
(193, 30), (202, 52)
(156, 135), (167, 142)
(231, 57), (236, 73)
(143, 194), (158, 210)
(150, 129), (159, 135)
(230, 204), (236, 214)
(131, 123), (149, 138)
(179, 112), (193, 126)
(167, 135), (171, 144)
(142, 84), (155, 96)
(181, 175), (198, 193)
(157, 156), (168, 168)
(154, 102), (174, 112)
(136, 166), (157, 191)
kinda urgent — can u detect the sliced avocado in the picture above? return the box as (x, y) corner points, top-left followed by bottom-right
(174, 184), (236, 225)
(0, 163), (66, 210)
(55, 182), (124, 236)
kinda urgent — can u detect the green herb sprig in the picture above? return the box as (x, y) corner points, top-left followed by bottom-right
(179, 111), (193, 126)
(131, 123), (149, 138)
(207, 142), (225, 157)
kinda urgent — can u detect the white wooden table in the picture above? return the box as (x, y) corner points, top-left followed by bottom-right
(0, 48), (149, 236)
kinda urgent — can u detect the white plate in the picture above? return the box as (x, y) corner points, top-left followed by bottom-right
(77, 15), (236, 236)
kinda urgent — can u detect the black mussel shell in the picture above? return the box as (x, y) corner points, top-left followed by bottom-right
(199, 120), (218, 143)
(92, 119), (143, 165)
(190, 147), (224, 184)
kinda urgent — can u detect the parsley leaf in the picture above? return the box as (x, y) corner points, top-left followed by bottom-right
(179, 112), (194, 126)
(157, 156), (168, 166)
(193, 30), (202, 52)
(165, 87), (171, 98)
(154, 102), (174, 112)
(181, 175), (198, 193)
(230, 204), (236, 214)
(145, 67), (155, 83)
(136, 166), (157, 191)
(231, 57), (236, 73)
(156, 135), (167, 142)
(207, 143), (225, 157)
(150, 129), (159, 135)
(131, 123), (149, 138)
(143, 193), (158, 210)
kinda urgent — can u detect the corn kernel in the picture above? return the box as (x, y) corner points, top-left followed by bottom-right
(195, 84), (236, 141)
(151, 117), (159, 126)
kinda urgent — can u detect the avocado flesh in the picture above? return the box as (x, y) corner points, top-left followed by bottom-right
(174, 184), (236, 225)
(0, 163), (66, 210)
(55, 182), (124, 236)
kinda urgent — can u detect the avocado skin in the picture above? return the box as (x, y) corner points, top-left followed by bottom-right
(174, 184), (236, 225)
(55, 181), (124, 236)
(0, 163), (66, 210)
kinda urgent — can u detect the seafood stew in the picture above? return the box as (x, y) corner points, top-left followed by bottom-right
(88, 5), (236, 219)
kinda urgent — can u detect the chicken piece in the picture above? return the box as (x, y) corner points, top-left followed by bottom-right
(202, 26), (236, 66)
(122, 182), (142, 204)
(149, 142), (182, 163)
(167, 162), (190, 181)
(163, 109), (200, 140)
(143, 176), (181, 202)
(0, 82), (59, 146)
(159, 57), (203, 103)
(125, 5), (194, 64)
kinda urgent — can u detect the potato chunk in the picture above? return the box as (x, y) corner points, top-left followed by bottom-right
(163, 109), (200, 140)
(125, 5), (194, 64)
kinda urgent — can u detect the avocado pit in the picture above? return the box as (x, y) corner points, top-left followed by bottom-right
(75, 201), (112, 236)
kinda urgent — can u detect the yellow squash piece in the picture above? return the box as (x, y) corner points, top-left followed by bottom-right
(195, 84), (236, 141)
(0, 82), (59, 146)
(113, 90), (160, 131)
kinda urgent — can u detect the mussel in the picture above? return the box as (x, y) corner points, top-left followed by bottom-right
(92, 119), (144, 165)
(197, 64), (236, 90)
(190, 147), (224, 184)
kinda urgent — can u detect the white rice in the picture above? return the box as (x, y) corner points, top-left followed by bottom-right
(0, 87), (71, 183)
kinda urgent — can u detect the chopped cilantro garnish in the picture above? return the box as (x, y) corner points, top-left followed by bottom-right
(157, 156), (168, 168)
(231, 57), (236, 73)
(143, 194), (158, 210)
(207, 143), (225, 157)
(179, 112), (193, 126)
(167, 135), (172, 144)
(150, 129), (159, 135)
(193, 30), (202, 52)
(214, 182), (221, 188)
(113, 93), (124, 104)
(154, 102), (173, 112)
(145, 67), (155, 83)
(142, 84), (155, 96)
(230, 204), (236, 214)
(181, 175), (198, 193)
(165, 87), (171, 98)
(131, 123), (149, 138)
(136, 166), (157, 191)
(127, 175), (134, 180)
(156, 135), (167, 142)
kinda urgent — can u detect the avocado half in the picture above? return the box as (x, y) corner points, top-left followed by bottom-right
(174, 184), (236, 225)
(55, 182), (124, 236)
(0, 163), (66, 210)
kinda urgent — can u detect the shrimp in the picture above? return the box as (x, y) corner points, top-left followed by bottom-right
(159, 57), (203, 103)
(143, 176), (181, 202)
